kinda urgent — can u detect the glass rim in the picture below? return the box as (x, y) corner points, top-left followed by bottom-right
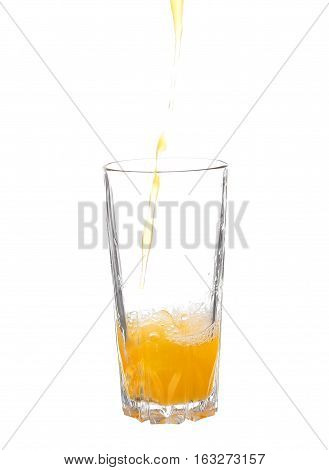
(104, 157), (228, 174)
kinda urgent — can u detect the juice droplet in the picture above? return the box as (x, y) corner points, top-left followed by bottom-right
(156, 134), (167, 160)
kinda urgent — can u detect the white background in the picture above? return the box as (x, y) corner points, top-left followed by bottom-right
(1, 0), (329, 469)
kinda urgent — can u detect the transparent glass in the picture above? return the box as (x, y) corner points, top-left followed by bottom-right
(104, 158), (228, 423)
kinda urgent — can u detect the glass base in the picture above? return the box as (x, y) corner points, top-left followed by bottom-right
(121, 387), (218, 424)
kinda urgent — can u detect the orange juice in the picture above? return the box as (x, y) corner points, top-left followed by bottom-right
(117, 310), (219, 406)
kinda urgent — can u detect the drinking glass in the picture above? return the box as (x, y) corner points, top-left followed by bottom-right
(104, 158), (227, 423)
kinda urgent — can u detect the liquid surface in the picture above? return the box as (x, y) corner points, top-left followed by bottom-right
(117, 310), (219, 405)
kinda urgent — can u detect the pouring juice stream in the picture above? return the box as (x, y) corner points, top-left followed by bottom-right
(140, 0), (184, 287)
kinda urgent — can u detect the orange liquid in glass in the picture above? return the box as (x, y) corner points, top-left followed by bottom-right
(117, 311), (219, 405)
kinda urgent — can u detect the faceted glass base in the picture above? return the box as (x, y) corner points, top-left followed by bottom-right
(121, 387), (218, 424)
